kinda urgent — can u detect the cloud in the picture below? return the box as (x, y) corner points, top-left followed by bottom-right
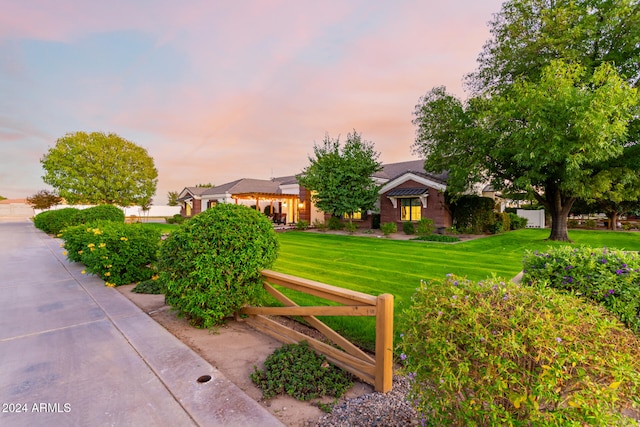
(0, 0), (505, 202)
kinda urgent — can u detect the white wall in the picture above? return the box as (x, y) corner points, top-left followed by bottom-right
(517, 209), (545, 228)
(34, 205), (181, 217)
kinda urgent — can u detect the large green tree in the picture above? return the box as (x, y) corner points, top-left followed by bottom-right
(41, 132), (158, 206)
(298, 130), (382, 219)
(413, 0), (640, 241)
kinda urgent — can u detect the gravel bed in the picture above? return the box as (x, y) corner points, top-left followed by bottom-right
(314, 376), (419, 427)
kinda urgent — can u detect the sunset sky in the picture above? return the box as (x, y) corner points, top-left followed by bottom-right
(1, 0), (504, 203)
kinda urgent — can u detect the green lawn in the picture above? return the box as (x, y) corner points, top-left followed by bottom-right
(270, 228), (640, 350)
(140, 222), (179, 234)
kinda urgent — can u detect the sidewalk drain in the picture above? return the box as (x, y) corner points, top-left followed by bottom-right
(197, 375), (212, 383)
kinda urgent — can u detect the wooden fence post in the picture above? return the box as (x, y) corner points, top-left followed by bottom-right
(375, 293), (394, 392)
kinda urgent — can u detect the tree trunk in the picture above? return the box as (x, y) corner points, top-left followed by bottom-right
(548, 209), (572, 241)
(533, 182), (575, 241)
(607, 211), (619, 230)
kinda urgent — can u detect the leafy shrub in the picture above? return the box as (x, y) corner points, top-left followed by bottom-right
(399, 275), (640, 426)
(61, 221), (161, 286)
(344, 220), (358, 233)
(132, 276), (165, 294)
(522, 246), (640, 332)
(402, 221), (415, 235)
(327, 216), (344, 230)
(568, 219), (579, 228)
(380, 222), (397, 236)
(34, 208), (80, 234)
(312, 219), (327, 231)
(411, 234), (460, 242)
(507, 213), (528, 230)
(488, 212), (510, 234)
(416, 218), (435, 236)
(251, 341), (353, 401)
(165, 213), (186, 224)
(295, 220), (309, 230)
(76, 204), (124, 223)
(158, 204), (278, 328)
(450, 195), (496, 234)
(584, 219), (597, 229)
(487, 220), (504, 234)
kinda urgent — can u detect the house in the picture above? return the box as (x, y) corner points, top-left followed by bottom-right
(177, 176), (324, 225)
(177, 186), (210, 217)
(375, 160), (452, 230)
(178, 159), (453, 229)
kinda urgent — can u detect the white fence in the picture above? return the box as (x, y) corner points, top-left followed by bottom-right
(517, 209), (546, 228)
(34, 205), (181, 218)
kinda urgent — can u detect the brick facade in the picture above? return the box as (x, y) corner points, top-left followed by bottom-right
(379, 179), (451, 229)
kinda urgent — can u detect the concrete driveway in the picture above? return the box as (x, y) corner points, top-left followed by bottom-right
(0, 218), (283, 427)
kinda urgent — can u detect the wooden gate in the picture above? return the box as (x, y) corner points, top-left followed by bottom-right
(240, 269), (394, 392)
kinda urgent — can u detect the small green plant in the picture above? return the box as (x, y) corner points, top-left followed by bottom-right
(132, 276), (165, 294)
(399, 274), (640, 426)
(402, 221), (415, 235)
(508, 213), (528, 230)
(327, 216), (344, 231)
(166, 213), (186, 224)
(522, 246), (640, 332)
(312, 219), (327, 231)
(568, 219), (579, 228)
(158, 204), (278, 328)
(295, 220), (309, 230)
(584, 219), (597, 229)
(416, 218), (435, 236)
(250, 341), (353, 401)
(344, 220), (358, 234)
(380, 222), (397, 236)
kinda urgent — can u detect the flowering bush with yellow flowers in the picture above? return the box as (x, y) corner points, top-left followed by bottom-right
(60, 221), (160, 286)
(398, 275), (640, 426)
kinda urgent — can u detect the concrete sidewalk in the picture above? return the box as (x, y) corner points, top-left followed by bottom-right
(0, 218), (283, 427)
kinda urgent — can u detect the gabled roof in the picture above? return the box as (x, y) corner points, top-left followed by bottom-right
(202, 178), (282, 197)
(373, 160), (448, 185)
(178, 186), (210, 201)
(271, 175), (299, 186)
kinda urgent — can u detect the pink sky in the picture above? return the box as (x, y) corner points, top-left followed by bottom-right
(0, 0), (504, 203)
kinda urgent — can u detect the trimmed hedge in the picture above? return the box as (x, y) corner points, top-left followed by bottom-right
(399, 275), (640, 426)
(34, 205), (125, 235)
(34, 208), (80, 234)
(76, 204), (124, 223)
(522, 246), (640, 332)
(158, 204), (279, 328)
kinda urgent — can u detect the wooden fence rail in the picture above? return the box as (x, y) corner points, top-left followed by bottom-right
(240, 269), (394, 392)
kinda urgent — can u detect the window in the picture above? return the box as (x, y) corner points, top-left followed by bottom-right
(344, 211), (362, 220)
(401, 198), (421, 221)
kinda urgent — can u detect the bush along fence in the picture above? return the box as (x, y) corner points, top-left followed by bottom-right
(240, 269), (394, 393)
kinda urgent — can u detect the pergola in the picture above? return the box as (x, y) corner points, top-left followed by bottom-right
(231, 192), (301, 223)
